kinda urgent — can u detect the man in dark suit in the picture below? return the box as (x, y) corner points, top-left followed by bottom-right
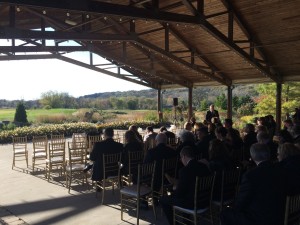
(144, 133), (177, 193)
(89, 127), (123, 182)
(160, 146), (211, 225)
(205, 104), (219, 123)
(220, 143), (288, 225)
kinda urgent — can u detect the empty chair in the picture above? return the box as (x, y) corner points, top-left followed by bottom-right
(173, 174), (216, 225)
(284, 194), (300, 225)
(32, 135), (48, 172)
(65, 141), (88, 193)
(120, 162), (157, 225)
(12, 136), (28, 169)
(96, 152), (122, 204)
(46, 140), (66, 181)
(71, 133), (87, 148)
(50, 134), (65, 144)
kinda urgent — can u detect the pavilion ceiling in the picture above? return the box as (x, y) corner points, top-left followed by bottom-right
(0, 0), (299, 90)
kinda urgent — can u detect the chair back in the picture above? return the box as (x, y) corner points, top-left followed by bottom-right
(32, 135), (48, 155)
(67, 141), (86, 167)
(12, 136), (27, 149)
(128, 151), (144, 183)
(71, 133), (87, 148)
(167, 137), (178, 148)
(194, 174), (215, 211)
(219, 168), (241, 209)
(103, 153), (122, 179)
(88, 135), (102, 152)
(159, 157), (178, 195)
(137, 162), (156, 193)
(50, 134), (65, 144)
(284, 194), (300, 225)
(48, 142), (66, 161)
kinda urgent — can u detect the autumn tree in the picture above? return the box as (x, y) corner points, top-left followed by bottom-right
(255, 82), (300, 115)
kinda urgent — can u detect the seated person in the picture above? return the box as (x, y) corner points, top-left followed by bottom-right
(200, 139), (234, 201)
(257, 131), (278, 161)
(122, 130), (143, 175)
(160, 146), (211, 225)
(143, 126), (157, 150)
(220, 143), (288, 225)
(195, 126), (210, 160)
(128, 125), (143, 142)
(183, 121), (193, 132)
(89, 128), (123, 182)
(242, 123), (257, 160)
(159, 126), (176, 139)
(276, 129), (294, 144)
(277, 142), (300, 195)
(144, 133), (177, 193)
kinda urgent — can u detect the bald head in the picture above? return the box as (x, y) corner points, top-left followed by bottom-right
(155, 133), (167, 145)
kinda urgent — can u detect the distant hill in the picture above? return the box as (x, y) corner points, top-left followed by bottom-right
(80, 84), (258, 101)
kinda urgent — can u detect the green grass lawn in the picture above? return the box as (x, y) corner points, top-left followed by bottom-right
(0, 108), (157, 124)
(0, 108), (77, 123)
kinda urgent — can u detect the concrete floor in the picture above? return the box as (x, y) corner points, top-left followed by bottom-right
(0, 142), (168, 225)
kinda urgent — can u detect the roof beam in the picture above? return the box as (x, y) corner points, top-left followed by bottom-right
(180, 0), (280, 83)
(0, 54), (58, 60)
(165, 23), (231, 86)
(219, 0), (282, 83)
(136, 37), (227, 86)
(106, 18), (191, 87)
(0, 26), (135, 41)
(57, 55), (155, 89)
(0, 45), (87, 52)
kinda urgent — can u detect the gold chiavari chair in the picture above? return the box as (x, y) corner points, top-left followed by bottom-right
(12, 136), (28, 169)
(32, 135), (48, 172)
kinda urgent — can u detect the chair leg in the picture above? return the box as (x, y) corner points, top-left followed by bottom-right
(25, 151), (28, 168)
(121, 193), (124, 220)
(101, 180), (105, 204)
(137, 197), (140, 225)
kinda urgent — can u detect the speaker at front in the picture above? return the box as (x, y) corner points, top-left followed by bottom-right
(173, 98), (178, 106)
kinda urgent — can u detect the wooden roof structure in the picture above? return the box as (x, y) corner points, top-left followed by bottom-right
(0, 0), (299, 90)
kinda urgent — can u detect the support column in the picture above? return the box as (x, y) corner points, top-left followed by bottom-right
(276, 83), (282, 132)
(157, 89), (162, 122)
(188, 87), (193, 120)
(227, 86), (233, 119)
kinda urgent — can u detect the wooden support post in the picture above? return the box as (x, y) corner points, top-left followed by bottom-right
(157, 89), (162, 122)
(276, 83), (282, 132)
(227, 86), (233, 119)
(188, 87), (193, 120)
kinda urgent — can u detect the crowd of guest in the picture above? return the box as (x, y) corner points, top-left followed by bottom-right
(86, 104), (300, 225)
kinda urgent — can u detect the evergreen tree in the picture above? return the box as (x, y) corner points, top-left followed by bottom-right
(14, 102), (28, 124)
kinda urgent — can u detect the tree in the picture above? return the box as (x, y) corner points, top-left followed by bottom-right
(255, 82), (300, 115)
(200, 99), (208, 111)
(14, 102), (28, 124)
(127, 98), (138, 110)
(215, 93), (227, 110)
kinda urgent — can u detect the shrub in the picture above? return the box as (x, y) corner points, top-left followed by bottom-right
(0, 121), (161, 144)
(14, 102), (28, 124)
